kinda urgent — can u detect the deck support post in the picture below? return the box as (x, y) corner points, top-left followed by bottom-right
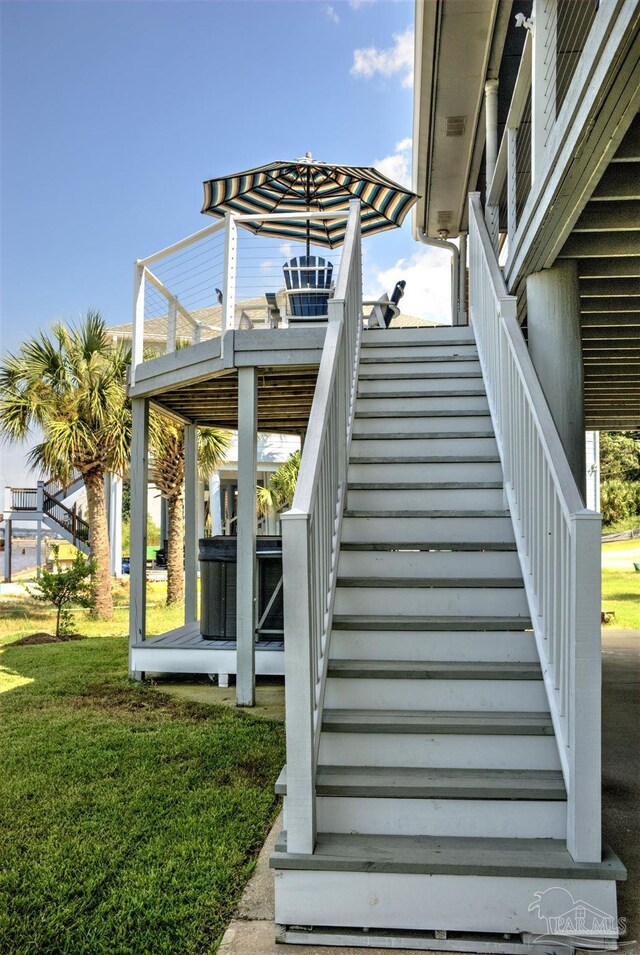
(3, 518), (12, 583)
(236, 366), (258, 706)
(129, 397), (149, 679)
(526, 260), (586, 498)
(458, 231), (468, 325)
(107, 473), (123, 578)
(484, 79), (500, 248)
(184, 424), (199, 625)
(209, 472), (222, 536)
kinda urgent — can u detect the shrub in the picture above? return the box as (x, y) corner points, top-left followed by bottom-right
(27, 547), (96, 638)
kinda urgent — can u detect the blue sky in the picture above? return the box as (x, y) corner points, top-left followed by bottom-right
(1, 0), (450, 486)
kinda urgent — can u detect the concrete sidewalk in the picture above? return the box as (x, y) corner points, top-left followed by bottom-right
(219, 630), (639, 955)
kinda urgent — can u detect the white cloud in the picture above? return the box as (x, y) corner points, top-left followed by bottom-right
(375, 137), (412, 188)
(324, 4), (340, 23)
(348, 0), (375, 7)
(351, 27), (414, 88)
(364, 245), (452, 325)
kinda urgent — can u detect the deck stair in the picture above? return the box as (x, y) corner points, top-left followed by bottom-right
(272, 325), (624, 951)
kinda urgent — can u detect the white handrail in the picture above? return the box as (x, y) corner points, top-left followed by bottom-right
(280, 199), (362, 854)
(468, 192), (602, 863)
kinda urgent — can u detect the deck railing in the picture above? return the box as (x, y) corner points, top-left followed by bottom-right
(469, 192), (602, 863)
(279, 200), (362, 854)
(10, 488), (38, 511)
(130, 209), (345, 385)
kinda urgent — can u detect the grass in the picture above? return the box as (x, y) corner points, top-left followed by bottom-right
(602, 539), (640, 630)
(0, 633), (285, 955)
(0, 579), (185, 647)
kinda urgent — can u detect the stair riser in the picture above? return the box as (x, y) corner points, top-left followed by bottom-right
(334, 587), (529, 617)
(342, 516), (515, 545)
(319, 734), (562, 770)
(360, 345), (478, 360)
(274, 871), (619, 937)
(353, 416), (492, 435)
(358, 377), (484, 395)
(337, 550), (521, 580)
(312, 796), (566, 839)
(362, 328), (475, 345)
(362, 361), (481, 377)
(346, 487), (504, 511)
(348, 461), (504, 483)
(356, 395), (490, 413)
(324, 678), (547, 712)
(329, 630), (539, 664)
(351, 437), (498, 458)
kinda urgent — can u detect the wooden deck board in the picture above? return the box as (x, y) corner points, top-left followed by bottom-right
(133, 622), (284, 652)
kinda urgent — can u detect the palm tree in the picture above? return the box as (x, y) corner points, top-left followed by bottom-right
(257, 451), (301, 517)
(151, 423), (230, 605)
(0, 312), (131, 619)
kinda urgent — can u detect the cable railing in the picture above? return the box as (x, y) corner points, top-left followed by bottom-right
(487, 0), (607, 260)
(279, 200), (362, 854)
(130, 210), (347, 384)
(469, 193), (602, 864)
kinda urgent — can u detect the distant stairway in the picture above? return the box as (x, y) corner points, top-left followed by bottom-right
(272, 325), (624, 952)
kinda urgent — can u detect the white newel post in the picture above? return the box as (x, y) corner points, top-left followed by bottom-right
(109, 473), (123, 578)
(129, 398), (149, 679)
(184, 424), (199, 625)
(223, 213), (237, 335)
(567, 510), (602, 862)
(236, 367), (258, 706)
(281, 509), (317, 854)
(166, 299), (177, 354)
(131, 262), (145, 387)
(458, 232), (468, 325)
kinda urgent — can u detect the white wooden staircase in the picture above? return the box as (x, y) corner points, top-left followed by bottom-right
(271, 203), (624, 952)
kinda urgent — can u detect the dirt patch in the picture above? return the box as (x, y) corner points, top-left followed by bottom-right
(11, 632), (87, 646)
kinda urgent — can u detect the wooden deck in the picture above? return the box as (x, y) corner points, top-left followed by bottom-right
(131, 621), (284, 678)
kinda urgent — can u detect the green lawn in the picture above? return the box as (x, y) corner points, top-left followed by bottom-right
(602, 539), (640, 629)
(0, 579), (185, 647)
(0, 634), (284, 955)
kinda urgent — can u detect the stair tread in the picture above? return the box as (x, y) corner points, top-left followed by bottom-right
(352, 456), (501, 464)
(355, 410), (491, 418)
(359, 372), (484, 380)
(360, 356), (479, 364)
(340, 541), (518, 552)
(336, 577), (524, 589)
(352, 432), (495, 440)
(327, 660), (541, 680)
(332, 615), (532, 631)
(357, 390), (487, 398)
(348, 482), (503, 489)
(322, 709), (551, 734)
(275, 765), (566, 800)
(344, 510), (509, 518)
(271, 832), (626, 880)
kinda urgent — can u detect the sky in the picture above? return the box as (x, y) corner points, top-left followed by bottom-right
(0, 0), (452, 488)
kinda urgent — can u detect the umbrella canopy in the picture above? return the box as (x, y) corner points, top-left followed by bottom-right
(201, 154), (418, 251)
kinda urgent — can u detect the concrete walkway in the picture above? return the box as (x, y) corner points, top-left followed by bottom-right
(219, 629), (639, 955)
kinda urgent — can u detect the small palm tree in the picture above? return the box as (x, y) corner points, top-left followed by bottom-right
(0, 312), (131, 619)
(151, 422), (230, 605)
(257, 451), (301, 517)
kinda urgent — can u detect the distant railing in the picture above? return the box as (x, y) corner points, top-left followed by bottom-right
(43, 492), (91, 547)
(469, 193), (601, 864)
(10, 488), (38, 511)
(487, 0), (605, 256)
(280, 200), (362, 854)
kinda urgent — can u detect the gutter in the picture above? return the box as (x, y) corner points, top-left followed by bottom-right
(415, 229), (462, 326)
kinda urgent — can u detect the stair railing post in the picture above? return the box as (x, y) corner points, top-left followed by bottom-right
(222, 213), (237, 338)
(281, 508), (316, 854)
(567, 510), (602, 862)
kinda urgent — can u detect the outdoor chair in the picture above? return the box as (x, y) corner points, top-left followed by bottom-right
(364, 279), (406, 328)
(282, 255), (333, 322)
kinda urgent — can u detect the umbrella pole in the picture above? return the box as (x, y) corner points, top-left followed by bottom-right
(306, 165), (311, 259)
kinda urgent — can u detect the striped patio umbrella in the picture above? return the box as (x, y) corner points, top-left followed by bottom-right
(201, 154), (418, 254)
